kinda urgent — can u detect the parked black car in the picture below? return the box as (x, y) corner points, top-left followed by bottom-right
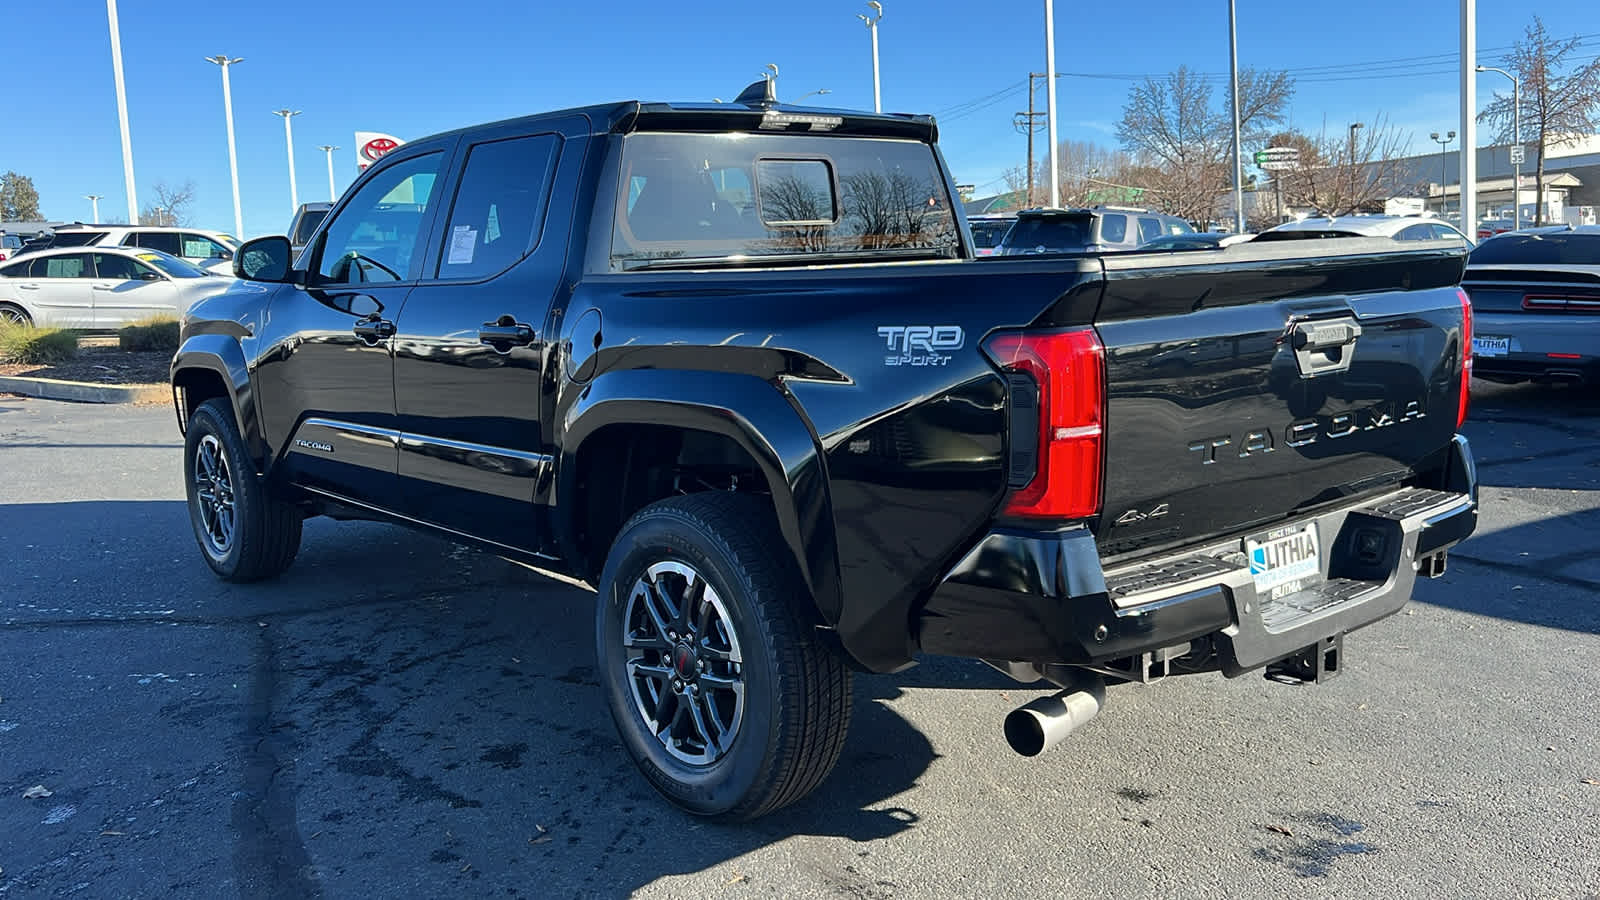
(170, 84), (1478, 820)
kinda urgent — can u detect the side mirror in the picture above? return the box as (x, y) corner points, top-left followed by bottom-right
(217, 249), (235, 261)
(234, 235), (294, 283)
(139, 270), (162, 281)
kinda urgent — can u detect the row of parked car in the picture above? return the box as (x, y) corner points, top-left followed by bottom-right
(0, 224), (246, 328)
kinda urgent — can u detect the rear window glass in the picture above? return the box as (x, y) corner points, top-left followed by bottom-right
(291, 209), (329, 245)
(612, 133), (958, 269)
(48, 231), (105, 247)
(969, 220), (1013, 249)
(1002, 215), (1093, 253)
(1468, 233), (1600, 266)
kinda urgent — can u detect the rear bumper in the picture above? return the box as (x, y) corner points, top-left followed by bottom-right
(1472, 313), (1600, 383)
(917, 435), (1478, 675)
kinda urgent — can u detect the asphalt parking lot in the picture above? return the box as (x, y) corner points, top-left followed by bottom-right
(2, 383), (1598, 899)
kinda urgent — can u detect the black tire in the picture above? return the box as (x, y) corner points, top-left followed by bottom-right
(0, 303), (31, 327)
(596, 492), (852, 821)
(184, 398), (303, 582)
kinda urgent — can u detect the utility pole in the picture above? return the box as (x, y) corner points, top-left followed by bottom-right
(1348, 122), (1364, 213)
(273, 109), (302, 214)
(105, 0), (138, 224)
(319, 146), (340, 201)
(1013, 73), (1047, 207)
(205, 55), (245, 238)
(85, 194), (102, 222)
(1044, 0), (1060, 207)
(857, 3), (883, 113)
(1460, 0), (1477, 233)
(1227, 0), (1244, 233)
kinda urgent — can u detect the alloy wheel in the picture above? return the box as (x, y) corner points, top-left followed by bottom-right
(193, 433), (236, 556)
(622, 560), (746, 766)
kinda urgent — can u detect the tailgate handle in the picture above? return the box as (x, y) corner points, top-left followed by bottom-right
(1290, 319), (1361, 377)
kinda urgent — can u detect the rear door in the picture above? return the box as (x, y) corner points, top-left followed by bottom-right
(389, 124), (571, 549)
(17, 253), (95, 327)
(1090, 240), (1468, 559)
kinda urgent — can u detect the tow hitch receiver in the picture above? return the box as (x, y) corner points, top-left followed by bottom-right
(1265, 634), (1343, 685)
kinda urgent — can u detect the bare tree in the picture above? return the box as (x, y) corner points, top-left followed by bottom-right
(1271, 117), (1418, 217)
(1116, 66), (1294, 225)
(142, 180), (197, 226)
(1478, 17), (1600, 225)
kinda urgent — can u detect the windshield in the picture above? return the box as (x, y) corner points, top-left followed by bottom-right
(611, 132), (959, 269)
(133, 251), (210, 278)
(290, 211), (329, 246)
(1001, 215), (1093, 253)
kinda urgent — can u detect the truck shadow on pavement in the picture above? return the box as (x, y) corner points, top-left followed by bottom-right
(0, 500), (966, 897)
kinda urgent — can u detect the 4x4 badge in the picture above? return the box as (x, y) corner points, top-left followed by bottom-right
(1115, 503), (1169, 526)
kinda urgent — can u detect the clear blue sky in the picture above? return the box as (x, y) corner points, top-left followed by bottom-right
(5, 0), (1596, 234)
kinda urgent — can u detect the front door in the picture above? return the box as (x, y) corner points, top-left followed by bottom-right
(390, 128), (571, 550)
(89, 252), (180, 327)
(252, 145), (454, 509)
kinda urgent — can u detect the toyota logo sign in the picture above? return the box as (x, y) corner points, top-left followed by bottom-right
(361, 137), (399, 161)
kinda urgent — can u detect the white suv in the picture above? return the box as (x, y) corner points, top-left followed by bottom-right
(49, 226), (240, 274)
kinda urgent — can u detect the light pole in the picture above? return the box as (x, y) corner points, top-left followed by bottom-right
(857, 2), (882, 114)
(1348, 122), (1364, 213)
(1044, 0), (1060, 207)
(318, 145), (339, 201)
(205, 55), (245, 238)
(1477, 64), (1520, 231)
(1460, 0), (1477, 233)
(795, 89), (831, 104)
(1431, 131), (1456, 219)
(1227, 0), (1243, 232)
(273, 109), (302, 214)
(85, 194), (102, 222)
(105, 0), (138, 224)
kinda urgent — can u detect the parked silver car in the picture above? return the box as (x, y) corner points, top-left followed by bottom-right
(0, 246), (232, 328)
(1461, 226), (1600, 385)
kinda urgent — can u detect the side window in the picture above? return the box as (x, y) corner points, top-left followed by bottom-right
(120, 233), (139, 247)
(317, 152), (443, 285)
(93, 253), (143, 280)
(137, 232), (183, 255)
(436, 134), (559, 280)
(1396, 224), (1429, 241)
(180, 233), (228, 258)
(0, 260), (29, 277)
(44, 254), (90, 278)
(1099, 214), (1127, 243)
(1168, 219), (1194, 235)
(756, 159), (837, 226)
(1137, 217), (1163, 243)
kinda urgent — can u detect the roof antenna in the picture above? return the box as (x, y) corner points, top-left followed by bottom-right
(735, 63), (780, 107)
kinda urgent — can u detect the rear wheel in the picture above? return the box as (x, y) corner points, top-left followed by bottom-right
(184, 398), (303, 582)
(596, 493), (852, 820)
(0, 303), (31, 327)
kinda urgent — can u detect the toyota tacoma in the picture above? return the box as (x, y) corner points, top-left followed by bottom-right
(170, 81), (1478, 820)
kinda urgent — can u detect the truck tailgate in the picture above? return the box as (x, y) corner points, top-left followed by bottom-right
(1090, 240), (1469, 560)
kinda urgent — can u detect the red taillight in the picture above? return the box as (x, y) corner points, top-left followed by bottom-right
(1457, 287), (1472, 429)
(984, 328), (1105, 519)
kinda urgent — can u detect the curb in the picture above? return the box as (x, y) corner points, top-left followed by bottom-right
(0, 375), (168, 405)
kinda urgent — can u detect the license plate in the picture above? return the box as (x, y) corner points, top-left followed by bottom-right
(1246, 523), (1321, 599)
(1472, 336), (1510, 357)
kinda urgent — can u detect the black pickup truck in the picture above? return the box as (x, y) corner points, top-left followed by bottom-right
(170, 82), (1478, 820)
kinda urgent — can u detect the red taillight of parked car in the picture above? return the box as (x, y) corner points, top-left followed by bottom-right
(1457, 287), (1473, 429)
(984, 328), (1105, 520)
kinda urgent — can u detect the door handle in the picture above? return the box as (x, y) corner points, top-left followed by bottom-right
(352, 317), (396, 343)
(1289, 317), (1362, 377)
(478, 318), (536, 351)
(93, 283), (116, 290)
(18, 283), (38, 290)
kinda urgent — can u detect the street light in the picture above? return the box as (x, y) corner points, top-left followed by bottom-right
(1227, 0), (1243, 232)
(857, 2), (882, 114)
(1431, 130), (1456, 219)
(795, 89), (831, 104)
(318, 145), (339, 201)
(1348, 122), (1364, 214)
(105, 0), (138, 223)
(204, 55), (245, 238)
(84, 194), (102, 222)
(1477, 64), (1521, 231)
(272, 109), (302, 214)
(1044, 0), (1059, 208)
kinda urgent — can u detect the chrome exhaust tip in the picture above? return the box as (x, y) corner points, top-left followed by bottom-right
(1003, 676), (1106, 757)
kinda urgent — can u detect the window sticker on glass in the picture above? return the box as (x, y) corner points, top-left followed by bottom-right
(447, 225), (478, 265)
(486, 204), (502, 243)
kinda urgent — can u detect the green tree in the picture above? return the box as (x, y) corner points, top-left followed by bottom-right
(0, 171), (42, 220)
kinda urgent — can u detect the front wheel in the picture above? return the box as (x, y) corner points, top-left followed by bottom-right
(596, 493), (852, 821)
(0, 303), (31, 327)
(184, 398), (303, 582)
